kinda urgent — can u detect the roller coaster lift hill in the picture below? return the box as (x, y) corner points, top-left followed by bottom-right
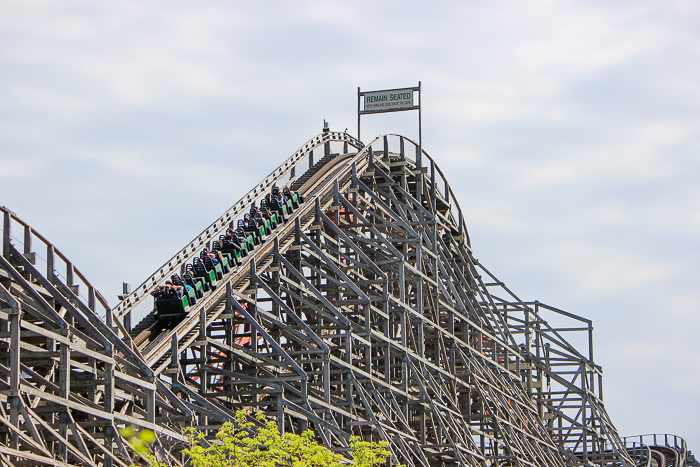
(0, 83), (696, 467)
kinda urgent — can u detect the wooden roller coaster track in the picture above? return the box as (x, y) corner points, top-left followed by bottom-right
(0, 130), (693, 467)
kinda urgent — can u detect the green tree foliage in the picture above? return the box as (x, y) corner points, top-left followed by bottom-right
(121, 426), (161, 467)
(182, 410), (392, 467)
(120, 426), (157, 455)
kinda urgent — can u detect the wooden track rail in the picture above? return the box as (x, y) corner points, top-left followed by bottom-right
(0, 132), (693, 467)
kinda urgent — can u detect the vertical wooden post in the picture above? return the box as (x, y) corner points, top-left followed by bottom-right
(88, 286), (95, 312)
(314, 197), (321, 226)
(2, 211), (10, 260)
(23, 225), (31, 255)
(383, 135), (389, 162)
(199, 306), (207, 341)
(458, 210), (463, 240)
(8, 307), (20, 450)
(46, 244), (54, 280)
(323, 359), (330, 405)
(277, 388), (285, 434)
(104, 349), (115, 467)
(399, 137), (407, 189)
(123, 310), (131, 333)
(66, 261), (74, 287)
(272, 237), (280, 317)
(416, 243), (423, 319)
(59, 342), (71, 460)
(418, 80), (422, 165)
(170, 334), (179, 372)
(59, 344), (71, 398)
(199, 304), (208, 427)
(146, 383), (156, 424)
(224, 282), (233, 397)
(249, 257), (258, 353)
(581, 359), (587, 464)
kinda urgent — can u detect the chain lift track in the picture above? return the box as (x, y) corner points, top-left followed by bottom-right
(0, 131), (694, 467)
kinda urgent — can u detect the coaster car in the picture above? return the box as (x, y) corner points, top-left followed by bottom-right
(171, 274), (198, 305)
(214, 238), (242, 265)
(258, 202), (278, 229)
(253, 212), (272, 236)
(183, 273), (205, 298)
(238, 228), (255, 252)
(191, 257), (217, 290)
(250, 205), (273, 235)
(184, 264), (211, 292)
(238, 219), (254, 245)
(241, 215), (266, 245)
(198, 254), (223, 281)
(283, 187), (302, 209)
(265, 193), (288, 223)
(224, 229), (249, 257)
(201, 249), (229, 275)
(153, 286), (189, 321)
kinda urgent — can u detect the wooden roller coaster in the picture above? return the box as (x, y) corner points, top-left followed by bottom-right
(0, 130), (694, 466)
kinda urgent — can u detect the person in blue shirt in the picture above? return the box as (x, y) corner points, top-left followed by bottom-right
(200, 248), (219, 265)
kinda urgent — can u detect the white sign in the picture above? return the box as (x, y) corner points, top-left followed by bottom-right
(364, 88), (414, 112)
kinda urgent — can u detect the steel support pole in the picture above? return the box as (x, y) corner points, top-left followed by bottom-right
(357, 87), (361, 142)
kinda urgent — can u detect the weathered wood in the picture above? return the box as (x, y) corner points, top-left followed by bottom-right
(0, 133), (642, 467)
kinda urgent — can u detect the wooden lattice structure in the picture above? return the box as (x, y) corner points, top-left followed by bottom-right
(0, 131), (691, 466)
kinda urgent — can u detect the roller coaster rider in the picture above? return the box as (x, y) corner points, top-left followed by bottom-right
(235, 227), (250, 244)
(243, 213), (262, 232)
(283, 186), (300, 208)
(266, 187), (286, 209)
(262, 196), (285, 223)
(253, 212), (270, 235)
(219, 230), (246, 259)
(151, 280), (184, 300)
(258, 205), (277, 229)
(249, 205), (272, 234)
(199, 247), (219, 266)
(170, 274), (193, 294)
(151, 181), (306, 324)
(224, 228), (245, 246)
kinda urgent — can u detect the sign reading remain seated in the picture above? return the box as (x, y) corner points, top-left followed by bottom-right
(364, 88), (414, 112)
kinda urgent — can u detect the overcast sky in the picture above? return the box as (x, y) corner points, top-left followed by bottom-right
(1, 0), (698, 450)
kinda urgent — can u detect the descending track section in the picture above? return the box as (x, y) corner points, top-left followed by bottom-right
(0, 206), (190, 467)
(1, 129), (695, 467)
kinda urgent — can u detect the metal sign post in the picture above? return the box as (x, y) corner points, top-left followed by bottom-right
(358, 82), (422, 200)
